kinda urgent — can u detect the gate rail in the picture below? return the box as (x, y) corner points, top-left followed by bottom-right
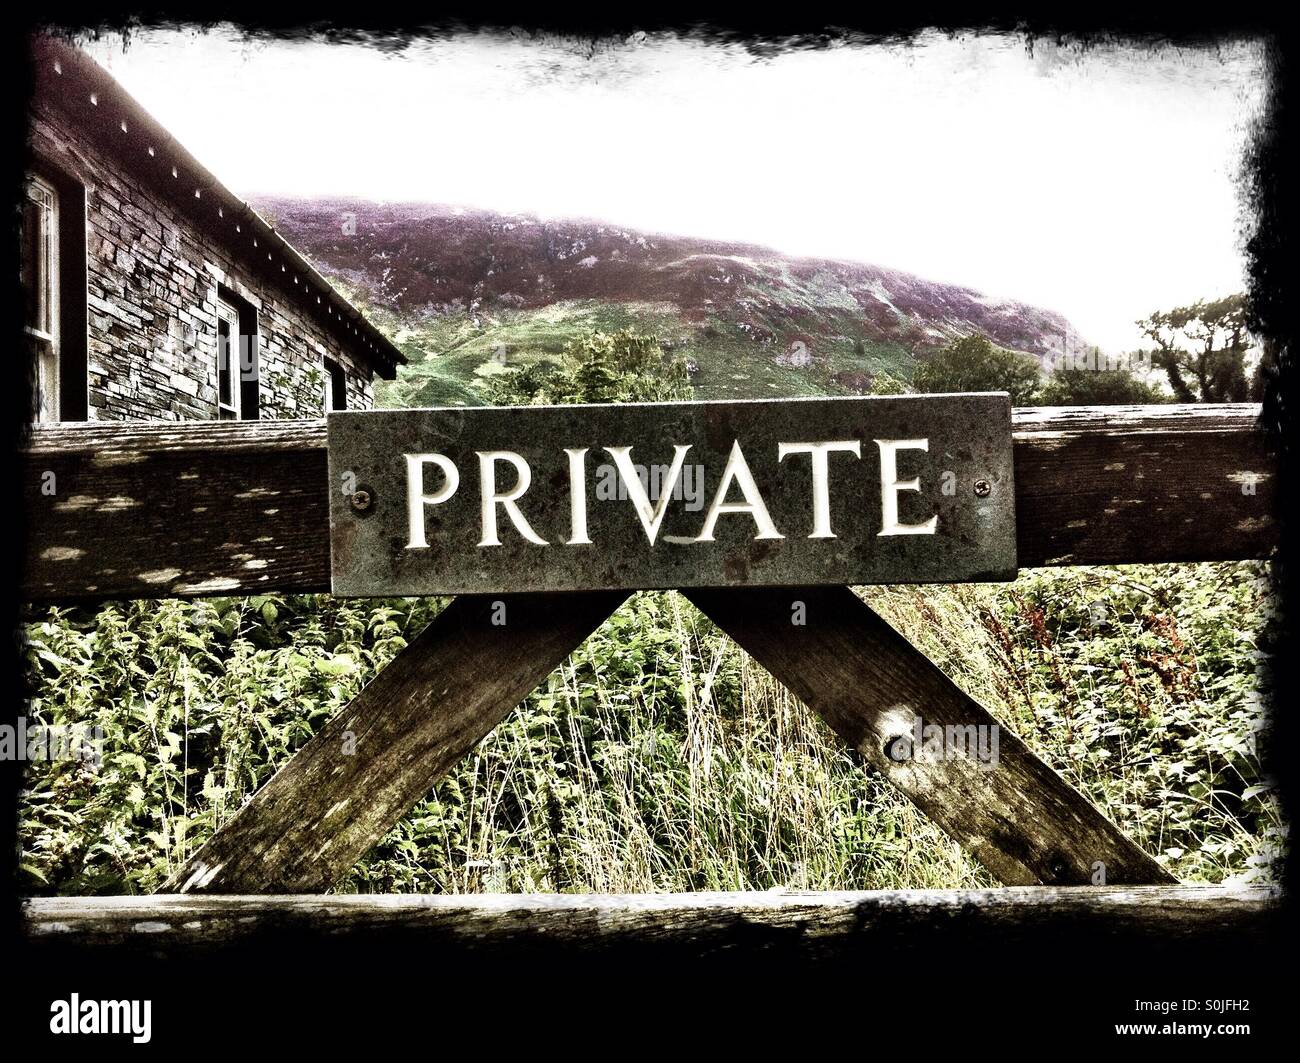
(18, 401), (1282, 958)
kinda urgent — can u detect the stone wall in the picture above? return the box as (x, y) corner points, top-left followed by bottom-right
(29, 103), (379, 421)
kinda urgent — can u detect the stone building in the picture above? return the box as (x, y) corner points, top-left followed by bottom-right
(22, 36), (403, 423)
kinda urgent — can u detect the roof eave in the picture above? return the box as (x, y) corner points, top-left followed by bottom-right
(29, 34), (407, 379)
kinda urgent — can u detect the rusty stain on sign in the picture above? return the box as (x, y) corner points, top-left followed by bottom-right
(327, 394), (1017, 595)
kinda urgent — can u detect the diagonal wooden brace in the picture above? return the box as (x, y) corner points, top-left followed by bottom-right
(685, 585), (1174, 886)
(167, 583), (1170, 895)
(165, 590), (627, 894)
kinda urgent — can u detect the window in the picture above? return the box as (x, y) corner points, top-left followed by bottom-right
(324, 356), (347, 412)
(216, 297), (241, 420)
(20, 160), (87, 422)
(22, 175), (59, 422)
(216, 287), (260, 421)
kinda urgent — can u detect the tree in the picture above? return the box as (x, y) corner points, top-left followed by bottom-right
(1137, 294), (1256, 403)
(486, 329), (690, 406)
(912, 334), (1041, 405)
(1038, 365), (1167, 406)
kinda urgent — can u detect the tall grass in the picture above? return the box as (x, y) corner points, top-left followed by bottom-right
(19, 563), (1281, 895)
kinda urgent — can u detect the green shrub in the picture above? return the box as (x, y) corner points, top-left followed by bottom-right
(486, 328), (689, 406)
(1038, 365), (1168, 406)
(912, 334), (1042, 404)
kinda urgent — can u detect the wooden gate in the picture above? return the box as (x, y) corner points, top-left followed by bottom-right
(18, 401), (1281, 958)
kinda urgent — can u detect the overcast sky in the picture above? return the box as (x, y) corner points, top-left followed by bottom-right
(80, 28), (1267, 352)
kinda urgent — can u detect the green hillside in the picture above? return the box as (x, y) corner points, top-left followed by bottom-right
(253, 195), (1088, 410)
(362, 298), (916, 408)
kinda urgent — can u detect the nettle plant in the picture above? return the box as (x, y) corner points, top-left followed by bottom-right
(20, 594), (442, 892)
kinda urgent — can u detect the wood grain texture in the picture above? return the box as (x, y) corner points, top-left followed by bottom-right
(1013, 403), (1275, 565)
(23, 419), (329, 601)
(23, 886), (1277, 959)
(22, 404), (1276, 603)
(686, 585), (1176, 886)
(163, 590), (626, 894)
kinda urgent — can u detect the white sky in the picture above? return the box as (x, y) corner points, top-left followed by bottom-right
(80, 28), (1268, 352)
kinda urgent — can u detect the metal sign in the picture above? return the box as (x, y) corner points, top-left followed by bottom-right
(327, 394), (1017, 595)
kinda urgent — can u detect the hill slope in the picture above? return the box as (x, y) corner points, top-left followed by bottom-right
(252, 195), (1087, 406)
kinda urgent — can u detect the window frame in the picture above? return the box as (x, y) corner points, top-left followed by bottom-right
(323, 355), (348, 413)
(22, 152), (89, 422)
(215, 296), (242, 420)
(23, 173), (61, 422)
